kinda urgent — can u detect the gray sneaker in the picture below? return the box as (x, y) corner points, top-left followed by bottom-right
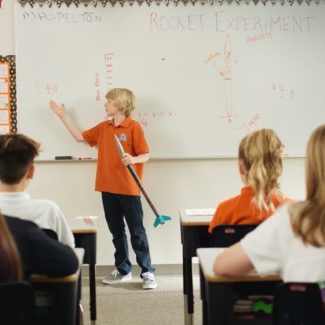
(142, 272), (157, 289)
(102, 270), (132, 285)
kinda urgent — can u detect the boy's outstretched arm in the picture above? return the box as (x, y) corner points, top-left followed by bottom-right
(49, 100), (84, 142)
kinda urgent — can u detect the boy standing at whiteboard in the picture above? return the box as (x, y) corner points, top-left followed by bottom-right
(49, 88), (157, 289)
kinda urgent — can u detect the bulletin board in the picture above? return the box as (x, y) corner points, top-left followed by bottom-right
(0, 55), (17, 134)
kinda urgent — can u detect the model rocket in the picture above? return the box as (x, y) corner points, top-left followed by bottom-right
(114, 135), (171, 228)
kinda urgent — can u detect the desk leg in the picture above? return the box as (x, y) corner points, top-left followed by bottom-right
(199, 267), (208, 325)
(183, 256), (192, 325)
(74, 232), (97, 322)
(184, 296), (193, 325)
(89, 263), (97, 321)
(183, 255), (186, 295)
(183, 256), (194, 325)
(76, 273), (82, 325)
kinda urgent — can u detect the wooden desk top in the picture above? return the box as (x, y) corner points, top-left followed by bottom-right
(197, 248), (281, 283)
(179, 209), (214, 226)
(70, 216), (97, 234)
(30, 248), (84, 284)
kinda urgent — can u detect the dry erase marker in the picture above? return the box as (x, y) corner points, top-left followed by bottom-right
(77, 157), (96, 160)
(55, 156), (73, 160)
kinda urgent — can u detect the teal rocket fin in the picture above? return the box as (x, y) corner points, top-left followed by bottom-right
(153, 215), (172, 228)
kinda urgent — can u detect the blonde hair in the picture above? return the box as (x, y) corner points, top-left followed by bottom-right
(105, 88), (135, 117)
(291, 124), (325, 247)
(239, 128), (284, 212)
(0, 214), (22, 282)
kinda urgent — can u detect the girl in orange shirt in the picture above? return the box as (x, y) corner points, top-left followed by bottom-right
(209, 128), (290, 233)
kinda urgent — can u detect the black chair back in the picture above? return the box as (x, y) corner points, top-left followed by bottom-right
(0, 281), (35, 325)
(272, 282), (325, 325)
(210, 224), (257, 247)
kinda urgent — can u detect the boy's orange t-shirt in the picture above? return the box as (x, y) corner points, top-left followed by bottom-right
(82, 117), (149, 196)
(208, 186), (291, 233)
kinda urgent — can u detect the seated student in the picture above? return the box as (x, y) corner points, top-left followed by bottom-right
(213, 124), (325, 282)
(0, 213), (78, 281)
(209, 128), (290, 234)
(0, 134), (74, 247)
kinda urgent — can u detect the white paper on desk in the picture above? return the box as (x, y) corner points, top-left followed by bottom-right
(76, 216), (98, 226)
(184, 208), (215, 216)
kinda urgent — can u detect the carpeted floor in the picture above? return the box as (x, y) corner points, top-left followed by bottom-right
(81, 275), (202, 325)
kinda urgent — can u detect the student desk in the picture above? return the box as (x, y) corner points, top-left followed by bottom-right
(70, 217), (97, 322)
(197, 248), (282, 325)
(179, 209), (214, 325)
(30, 247), (84, 325)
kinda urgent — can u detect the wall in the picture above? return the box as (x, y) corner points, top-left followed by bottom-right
(0, 1), (14, 54)
(2, 1), (305, 266)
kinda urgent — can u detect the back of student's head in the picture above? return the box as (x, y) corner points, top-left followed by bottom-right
(106, 88), (135, 117)
(291, 124), (325, 247)
(0, 134), (40, 185)
(238, 128), (283, 212)
(0, 214), (22, 282)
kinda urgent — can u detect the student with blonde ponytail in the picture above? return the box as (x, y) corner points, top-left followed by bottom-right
(290, 124), (325, 248)
(214, 124), (325, 281)
(209, 128), (290, 233)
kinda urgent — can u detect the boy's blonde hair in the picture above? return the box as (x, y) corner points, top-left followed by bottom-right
(238, 128), (283, 212)
(106, 88), (135, 117)
(291, 124), (325, 247)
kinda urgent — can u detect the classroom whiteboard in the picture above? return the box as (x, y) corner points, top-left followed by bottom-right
(15, 3), (325, 159)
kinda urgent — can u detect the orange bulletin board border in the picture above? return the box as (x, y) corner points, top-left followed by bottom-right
(0, 55), (17, 133)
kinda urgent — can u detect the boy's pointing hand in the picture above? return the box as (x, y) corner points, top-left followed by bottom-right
(49, 100), (66, 119)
